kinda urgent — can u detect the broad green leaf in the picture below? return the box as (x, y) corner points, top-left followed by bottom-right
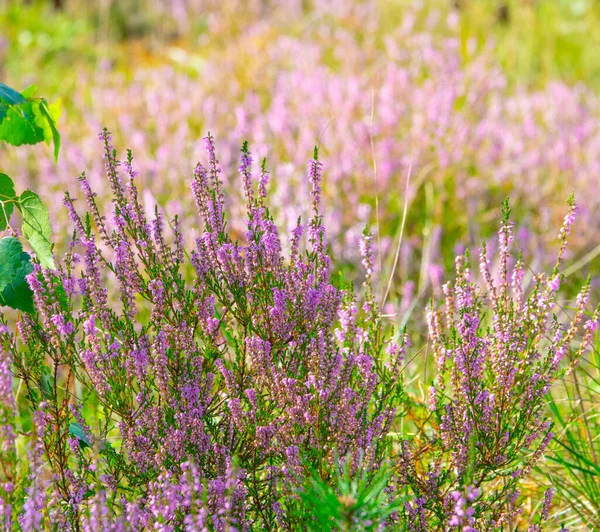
(0, 173), (17, 231)
(0, 84), (60, 160)
(0, 100), (45, 146)
(69, 422), (91, 449)
(0, 236), (35, 314)
(18, 190), (55, 269)
(0, 237), (23, 290)
(0, 82), (26, 106)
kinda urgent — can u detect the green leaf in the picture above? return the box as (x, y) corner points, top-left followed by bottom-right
(0, 237), (25, 290)
(0, 173), (17, 231)
(20, 85), (38, 99)
(0, 82), (27, 106)
(69, 422), (91, 449)
(0, 236), (35, 314)
(0, 84), (61, 159)
(17, 190), (55, 269)
(37, 99), (61, 161)
(0, 100), (45, 147)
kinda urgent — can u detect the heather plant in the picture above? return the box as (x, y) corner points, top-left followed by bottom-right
(3, 1), (600, 528)
(1, 131), (407, 529)
(1, 131), (597, 529)
(398, 198), (599, 529)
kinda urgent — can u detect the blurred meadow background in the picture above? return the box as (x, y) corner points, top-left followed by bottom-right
(3, 0), (600, 311)
(3, 0), (600, 527)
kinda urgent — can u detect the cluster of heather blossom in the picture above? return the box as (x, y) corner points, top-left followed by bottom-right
(5, 1), (600, 293)
(1, 132), (597, 529)
(448, 486), (480, 530)
(1, 132), (407, 529)
(404, 199), (599, 529)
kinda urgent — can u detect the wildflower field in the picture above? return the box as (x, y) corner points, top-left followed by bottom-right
(1, 0), (600, 529)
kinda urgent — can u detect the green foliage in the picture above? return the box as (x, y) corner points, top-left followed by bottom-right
(0, 236), (35, 314)
(0, 173), (55, 271)
(37, 99), (61, 161)
(18, 190), (55, 269)
(0, 173), (17, 231)
(0, 82), (61, 161)
(0, 82), (26, 120)
(297, 456), (404, 531)
(0, 81), (57, 315)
